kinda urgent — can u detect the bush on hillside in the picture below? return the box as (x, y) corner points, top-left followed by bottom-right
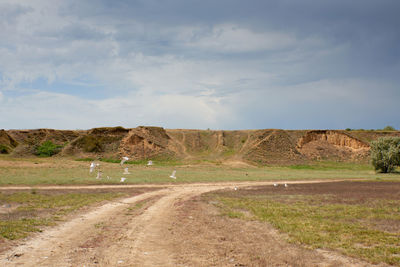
(370, 137), (400, 173)
(36, 141), (62, 157)
(0, 144), (10, 154)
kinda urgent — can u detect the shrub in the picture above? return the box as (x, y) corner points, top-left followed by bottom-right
(0, 144), (10, 154)
(370, 137), (400, 173)
(36, 141), (62, 157)
(382, 125), (396, 131)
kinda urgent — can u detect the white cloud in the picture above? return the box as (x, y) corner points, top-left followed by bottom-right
(0, 89), (234, 129)
(181, 24), (296, 52)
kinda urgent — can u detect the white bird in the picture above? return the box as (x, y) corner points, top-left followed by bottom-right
(120, 177), (126, 182)
(89, 162), (96, 173)
(284, 183), (288, 188)
(273, 183), (278, 187)
(120, 156), (129, 166)
(123, 167), (130, 174)
(170, 170), (176, 179)
(96, 171), (102, 179)
(147, 160), (153, 166)
(234, 187), (238, 191)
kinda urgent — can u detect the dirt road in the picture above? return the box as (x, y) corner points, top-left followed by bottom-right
(0, 180), (374, 266)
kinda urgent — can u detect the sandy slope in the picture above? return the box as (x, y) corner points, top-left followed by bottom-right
(0, 180), (380, 267)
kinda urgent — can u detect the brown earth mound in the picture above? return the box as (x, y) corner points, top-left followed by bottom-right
(119, 126), (174, 160)
(0, 130), (18, 154)
(7, 129), (81, 156)
(3, 127), (400, 164)
(243, 129), (302, 164)
(62, 127), (128, 158)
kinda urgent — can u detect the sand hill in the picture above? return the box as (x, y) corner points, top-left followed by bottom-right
(1, 127), (399, 164)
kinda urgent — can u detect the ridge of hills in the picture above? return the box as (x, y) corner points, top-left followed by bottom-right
(1, 127), (399, 164)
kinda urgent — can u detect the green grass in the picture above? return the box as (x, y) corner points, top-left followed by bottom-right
(75, 157), (181, 166)
(209, 193), (400, 265)
(0, 191), (124, 240)
(1, 156), (399, 185)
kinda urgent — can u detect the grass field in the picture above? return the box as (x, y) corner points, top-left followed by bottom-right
(207, 181), (400, 265)
(0, 186), (156, 246)
(0, 155), (399, 185)
(0, 190), (125, 240)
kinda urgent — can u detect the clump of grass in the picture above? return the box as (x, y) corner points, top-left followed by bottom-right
(210, 193), (400, 265)
(75, 157), (95, 162)
(0, 191), (124, 240)
(0, 218), (54, 240)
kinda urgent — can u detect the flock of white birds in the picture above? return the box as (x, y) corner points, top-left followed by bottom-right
(88, 157), (289, 189)
(89, 157), (177, 183)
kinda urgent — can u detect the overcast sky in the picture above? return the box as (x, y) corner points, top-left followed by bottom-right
(0, 0), (399, 130)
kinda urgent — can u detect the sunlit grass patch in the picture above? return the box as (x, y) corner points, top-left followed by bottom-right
(208, 188), (400, 265)
(0, 191), (124, 240)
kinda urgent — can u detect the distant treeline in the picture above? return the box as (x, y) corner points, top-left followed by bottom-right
(345, 126), (397, 131)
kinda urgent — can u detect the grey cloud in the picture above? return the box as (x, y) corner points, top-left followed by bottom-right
(0, 0), (399, 129)
(0, 3), (33, 25)
(37, 23), (109, 41)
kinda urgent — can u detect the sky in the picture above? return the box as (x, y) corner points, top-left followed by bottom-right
(0, 0), (399, 130)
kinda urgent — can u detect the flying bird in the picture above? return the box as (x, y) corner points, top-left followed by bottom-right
(120, 177), (126, 182)
(123, 167), (130, 174)
(89, 162), (96, 173)
(120, 156), (129, 166)
(170, 170), (176, 179)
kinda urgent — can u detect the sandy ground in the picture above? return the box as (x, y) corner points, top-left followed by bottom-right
(0, 180), (384, 267)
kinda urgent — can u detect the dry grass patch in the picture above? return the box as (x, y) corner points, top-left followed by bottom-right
(0, 190), (126, 241)
(207, 181), (400, 265)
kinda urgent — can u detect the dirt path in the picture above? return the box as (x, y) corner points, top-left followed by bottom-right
(0, 180), (374, 266)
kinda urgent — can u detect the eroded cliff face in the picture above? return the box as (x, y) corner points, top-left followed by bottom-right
(296, 130), (370, 161)
(3, 127), (399, 163)
(119, 127), (173, 160)
(0, 130), (18, 153)
(297, 130), (369, 150)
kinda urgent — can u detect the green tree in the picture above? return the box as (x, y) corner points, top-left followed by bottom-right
(382, 125), (396, 131)
(370, 137), (400, 173)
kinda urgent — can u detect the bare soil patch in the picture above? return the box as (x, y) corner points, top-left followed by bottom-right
(232, 181), (400, 201)
(172, 195), (378, 267)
